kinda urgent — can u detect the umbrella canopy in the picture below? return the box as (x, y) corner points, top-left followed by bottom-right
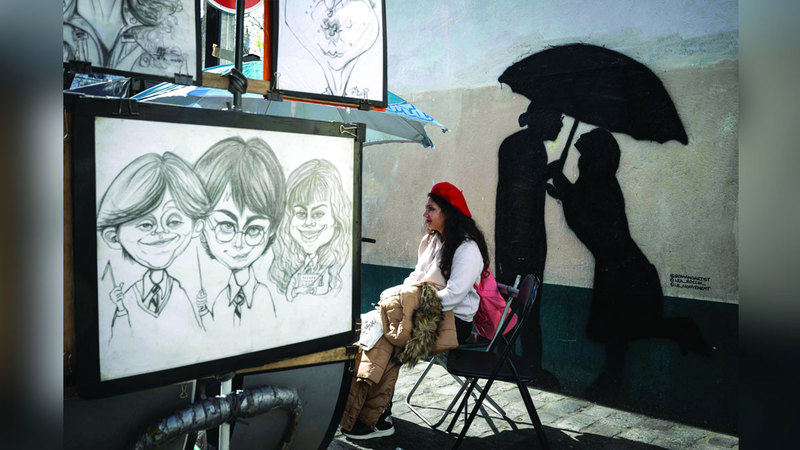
(133, 62), (448, 148)
(499, 43), (687, 145)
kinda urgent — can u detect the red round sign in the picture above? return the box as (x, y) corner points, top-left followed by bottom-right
(208, 0), (263, 14)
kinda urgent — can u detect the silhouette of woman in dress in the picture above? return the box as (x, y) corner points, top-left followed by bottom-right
(546, 128), (712, 400)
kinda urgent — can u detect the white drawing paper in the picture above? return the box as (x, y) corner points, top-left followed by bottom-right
(63, 0), (198, 80)
(277, 0), (385, 103)
(94, 117), (355, 381)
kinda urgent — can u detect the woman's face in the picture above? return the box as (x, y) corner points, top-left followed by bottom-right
(424, 197), (446, 234)
(290, 198), (336, 255)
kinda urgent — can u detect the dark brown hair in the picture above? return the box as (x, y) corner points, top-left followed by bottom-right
(428, 193), (490, 280)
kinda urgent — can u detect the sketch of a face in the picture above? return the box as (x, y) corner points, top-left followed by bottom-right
(285, 0), (380, 95)
(290, 199), (335, 255)
(63, 0), (187, 74)
(102, 190), (199, 269)
(203, 185), (271, 271)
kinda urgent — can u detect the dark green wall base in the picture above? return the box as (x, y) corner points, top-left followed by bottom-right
(361, 263), (738, 435)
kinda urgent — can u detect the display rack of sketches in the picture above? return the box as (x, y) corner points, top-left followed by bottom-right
(272, 0), (388, 108)
(70, 96), (361, 397)
(62, 0), (202, 84)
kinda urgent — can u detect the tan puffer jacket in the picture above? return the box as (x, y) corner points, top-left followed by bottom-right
(354, 282), (430, 385)
(341, 282), (456, 430)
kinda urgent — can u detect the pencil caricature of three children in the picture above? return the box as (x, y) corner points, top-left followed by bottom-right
(96, 136), (351, 342)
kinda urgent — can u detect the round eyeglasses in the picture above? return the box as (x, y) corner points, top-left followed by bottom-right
(212, 222), (266, 246)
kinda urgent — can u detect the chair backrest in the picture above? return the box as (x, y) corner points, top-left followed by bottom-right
(486, 281), (518, 344)
(486, 274), (540, 353)
(496, 282), (519, 299)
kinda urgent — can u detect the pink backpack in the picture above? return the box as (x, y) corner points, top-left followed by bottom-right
(472, 268), (518, 340)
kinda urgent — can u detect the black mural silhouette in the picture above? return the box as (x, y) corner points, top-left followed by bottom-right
(498, 43), (688, 147)
(497, 43), (702, 402)
(546, 128), (712, 401)
(495, 103), (563, 392)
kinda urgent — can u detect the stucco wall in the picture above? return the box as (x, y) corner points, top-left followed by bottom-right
(362, 0), (738, 303)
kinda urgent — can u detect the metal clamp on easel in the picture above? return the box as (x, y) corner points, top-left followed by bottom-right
(112, 98), (139, 116)
(212, 43), (236, 63)
(173, 73), (193, 85)
(265, 72), (282, 102)
(340, 123), (366, 143)
(358, 88), (372, 110)
(173, 59), (194, 85)
(339, 124), (358, 139)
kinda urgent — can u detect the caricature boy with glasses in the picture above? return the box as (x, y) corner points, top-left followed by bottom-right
(195, 136), (286, 330)
(210, 220), (267, 247)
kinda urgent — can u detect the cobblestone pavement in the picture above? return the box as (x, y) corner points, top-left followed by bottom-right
(329, 362), (738, 450)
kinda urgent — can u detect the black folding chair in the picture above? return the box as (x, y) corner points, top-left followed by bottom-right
(446, 274), (548, 449)
(404, 281), (520, 429)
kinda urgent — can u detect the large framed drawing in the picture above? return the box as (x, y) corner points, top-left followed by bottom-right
(272, 0), (388, 108)
(71, 97), (361, 397)
(63, 0), (202, 84)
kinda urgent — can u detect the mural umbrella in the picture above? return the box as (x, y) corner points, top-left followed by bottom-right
(133, 62), (448, 148)
(499, 43), (689, 164)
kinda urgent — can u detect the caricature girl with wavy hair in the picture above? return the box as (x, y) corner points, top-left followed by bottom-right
(269, 159), (351, 301)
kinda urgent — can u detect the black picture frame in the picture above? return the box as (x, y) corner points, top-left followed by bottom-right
(271, 0), (388, 108)
(71, 97), (362, 398)
(63, 0), (203, 85)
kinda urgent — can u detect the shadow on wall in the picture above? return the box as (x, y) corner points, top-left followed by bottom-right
(493, 44), (719, 427)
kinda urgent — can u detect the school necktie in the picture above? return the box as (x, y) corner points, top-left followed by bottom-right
(146, 284), (161, 313)
(232, 287), (246, 321)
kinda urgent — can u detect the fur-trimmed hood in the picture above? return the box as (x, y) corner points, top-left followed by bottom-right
(378, 282), (454, 368)
(394, 282), (443, 367)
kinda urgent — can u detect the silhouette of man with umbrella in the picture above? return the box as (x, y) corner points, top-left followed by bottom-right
(495, 102), (563, 392)
(498, 43), (710, 401)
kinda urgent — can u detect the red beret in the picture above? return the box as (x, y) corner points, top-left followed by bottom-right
(429, 182), (472, 218)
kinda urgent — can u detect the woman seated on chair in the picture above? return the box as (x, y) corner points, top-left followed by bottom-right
(340, 181), (491, 440)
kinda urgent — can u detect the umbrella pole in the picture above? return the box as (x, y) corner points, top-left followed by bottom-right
(558, 119), (580, 166)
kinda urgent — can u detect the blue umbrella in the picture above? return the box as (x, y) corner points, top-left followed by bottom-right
(133, 62), (448, 148)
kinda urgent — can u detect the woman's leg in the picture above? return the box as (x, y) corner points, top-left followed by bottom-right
(358, 360), (401, 427)
(454, 317), (474, 343)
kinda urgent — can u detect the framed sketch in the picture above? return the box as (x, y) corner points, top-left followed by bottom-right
(71, 97), (361, 397)
(63, 0), (202, 84)
(272, 0), (387, 108)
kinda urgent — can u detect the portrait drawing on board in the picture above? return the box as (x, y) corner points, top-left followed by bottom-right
(88, 114), (356, 383)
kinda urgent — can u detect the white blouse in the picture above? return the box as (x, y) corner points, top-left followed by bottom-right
(403, 233), (482, 321)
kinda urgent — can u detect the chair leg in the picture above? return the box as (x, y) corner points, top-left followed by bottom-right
(407, 355), (471, 428)
(453, 377), (499, 450)
(517, 381), (549, 449)
(455, 379), (503, 433)
(447, 377), (479, 433)
(407, 356), (504, 430)
(404, 357), (439, 423)
(475, 383), (507, 418)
